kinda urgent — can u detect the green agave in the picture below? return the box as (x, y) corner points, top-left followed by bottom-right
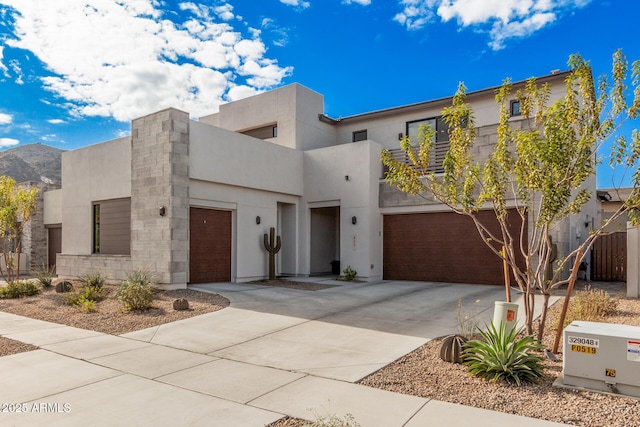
(463, 322), (545, 386)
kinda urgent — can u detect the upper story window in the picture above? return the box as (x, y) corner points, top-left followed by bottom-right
(510, 100), (521, 117)
(241, 123), (278, 140)
(405, 116), (449, 173)
(352, 129), (368, 142)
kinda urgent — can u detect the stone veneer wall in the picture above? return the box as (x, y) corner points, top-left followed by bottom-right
(130, 108), (190, 288)
(21, 181), (60, 272)
(56, 254), (132, 282)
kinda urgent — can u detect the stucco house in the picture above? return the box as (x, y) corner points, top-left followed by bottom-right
(41, 70), (596, 288)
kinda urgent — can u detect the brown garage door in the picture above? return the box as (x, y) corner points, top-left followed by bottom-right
(189, 208), (232, 283)
(383, 210), (525, 285)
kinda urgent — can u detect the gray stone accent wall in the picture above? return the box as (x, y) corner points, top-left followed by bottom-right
(130, 108), (190, 287)
(56, 254), (132, 281)
(21, 182), (59, 272)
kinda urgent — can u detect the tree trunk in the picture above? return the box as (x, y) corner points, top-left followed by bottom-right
(537, 293), (550, 342)
(525, 287), (536, 335)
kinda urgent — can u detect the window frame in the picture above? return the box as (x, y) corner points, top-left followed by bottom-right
(404, 116), (449, 174)
(352, 129), (368, 142)
(92, 198), (131, 255)
(510, 100), (521, 117)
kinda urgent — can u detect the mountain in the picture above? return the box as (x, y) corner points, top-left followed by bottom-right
(0, 143), (65, 184)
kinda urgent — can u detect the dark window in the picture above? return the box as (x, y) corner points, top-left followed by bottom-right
(241, 123), (278, 140)
(353, 129), (368, 142)
(510, 100), (521, 116)
(93, 198), (131, 255)
(405, 116), (449, 173)
(93, 204), (100, 253)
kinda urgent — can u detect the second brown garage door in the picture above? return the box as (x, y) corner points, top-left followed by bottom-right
(383, 210), (525, 285)
(189, 207), (232, 284)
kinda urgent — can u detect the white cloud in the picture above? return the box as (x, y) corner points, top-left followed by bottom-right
(261, 18), (290, 47)
(0, 0), (292, 122)
(0, 46), (8, 76)
(226, 84), (260, 101)
(47, 119), (66, 124)
(9, 59), (23, 84)
(0, 138), (19, 147)
(343, 0), (371, 5)
(394, 0), (438, 30)
(0, 113), (13, 124)
(214, 4), (235, 21)
(489, 11), (556, 50)
(395, 0), (592, 48)
(279, 0), (311, 9)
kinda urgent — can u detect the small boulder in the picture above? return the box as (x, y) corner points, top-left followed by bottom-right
(55, 281), (73, 293)
(173, 298), (189, 311)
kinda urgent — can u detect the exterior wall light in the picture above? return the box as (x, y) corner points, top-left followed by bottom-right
(159, 206), (166, 216)
(256, 216), (261, 225)
(352, 216), (357, 225)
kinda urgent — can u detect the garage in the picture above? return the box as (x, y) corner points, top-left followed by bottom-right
(189, 207), (232, 283)
(383, 209), (525, 285)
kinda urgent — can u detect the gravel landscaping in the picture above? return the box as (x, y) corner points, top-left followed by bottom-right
(0, 280), (229, 355)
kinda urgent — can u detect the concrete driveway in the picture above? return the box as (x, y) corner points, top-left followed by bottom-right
(0, 279), (565, 426)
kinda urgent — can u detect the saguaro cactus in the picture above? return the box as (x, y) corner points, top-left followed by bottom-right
(263, 227), (282, 280)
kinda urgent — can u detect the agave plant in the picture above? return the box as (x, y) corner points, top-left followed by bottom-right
(463, 322), (545, 386)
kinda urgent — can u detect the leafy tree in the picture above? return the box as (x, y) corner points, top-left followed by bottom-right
(0, 176), (38, 282)
(381, 50), (640, 342)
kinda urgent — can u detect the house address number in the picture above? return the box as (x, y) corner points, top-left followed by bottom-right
(568, 336), (599, 348)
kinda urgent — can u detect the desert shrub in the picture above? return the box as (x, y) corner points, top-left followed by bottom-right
(33, 266), (55, 288)
(304, 413), (360, 427)
(80, 271), (105, 290)
(456, 298), (481, 339)
(463, 322), (545, 386)
(117, 280), (154, 312)
(63, 285), (105, 309)
(0, 280), (41, 299)
(339, 266), (357, 281)
(125, 269), (156, 287)
(561, 286), (618, 328)
(77, 296), (97, 313)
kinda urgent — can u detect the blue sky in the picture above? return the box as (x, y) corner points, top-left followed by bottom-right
(0, 0), (637, 188)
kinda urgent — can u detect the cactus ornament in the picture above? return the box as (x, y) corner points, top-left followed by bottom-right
(439, 334), (468, 364)
(263, 227), (282, 280)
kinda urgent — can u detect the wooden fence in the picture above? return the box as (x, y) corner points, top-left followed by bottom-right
(591, 232), (627, 281)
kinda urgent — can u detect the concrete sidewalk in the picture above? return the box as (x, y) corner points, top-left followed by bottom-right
(0, 280), (567, 426)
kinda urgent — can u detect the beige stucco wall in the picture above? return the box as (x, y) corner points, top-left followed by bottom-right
(43, 189), (62, 225)
(189, 121), (382, 281)
(199, 84), (337, 151)
(302, 139), (384, 280)
(61, 137), (132, 255)
(190, 121), (303, 196)
(628, 224), (639, 298)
